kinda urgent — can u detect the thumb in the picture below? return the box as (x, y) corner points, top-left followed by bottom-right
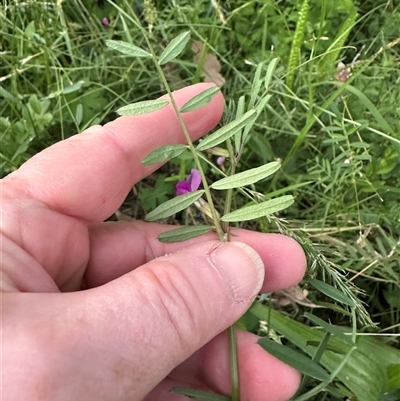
(89, 240), (264, 399)
(4, 241), (264, 401)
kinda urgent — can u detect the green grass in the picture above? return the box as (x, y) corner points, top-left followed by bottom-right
(1, 0), (399, 400)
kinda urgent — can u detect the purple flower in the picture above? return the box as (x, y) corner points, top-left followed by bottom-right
(216, 156), (225, 166)
(102, 17), (110, 26)
(175, 169), (201, 196)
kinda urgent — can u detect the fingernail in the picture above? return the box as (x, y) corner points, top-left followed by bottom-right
(209, 242), (265, 303)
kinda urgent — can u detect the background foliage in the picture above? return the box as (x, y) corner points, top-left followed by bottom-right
(1, 0), (399, 400)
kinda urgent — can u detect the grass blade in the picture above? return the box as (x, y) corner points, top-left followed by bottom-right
(145, 190), (204, 221)
(258, 338), (330, 381)
(304, 313), (353, 344)
(309, 279), (355, 307)
(319, 7), (357, 74)
(251, 303), (391, 401)
(345, 84), (394, 135)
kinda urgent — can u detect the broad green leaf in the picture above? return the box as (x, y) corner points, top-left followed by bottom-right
(180, 86), (221, 113)
(250, 303), (396, 401)
(258, 338), (331, 381)
(142, 144), (187, 166)
(117, 99), (169, 116)
(304, 313), (353, 344)
(105, 39), (151, 58)
(172, 387), (231, 401)
(220, 195), (294, 222)
(211, 161), (280, 190)
(158, 31), (191, 65)
(145, 190), (204, 221)
(197, 109), (257, 151)
(309, 278), (355, 307)
(158, 225), (214, 243)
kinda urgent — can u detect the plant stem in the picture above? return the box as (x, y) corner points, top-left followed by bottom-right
(228, 325), (240, 401)
(293, 380), (330, 401)
(129, 14), (240, 400)
(224, 142), (240, 401)
(222, 139), (236, 234)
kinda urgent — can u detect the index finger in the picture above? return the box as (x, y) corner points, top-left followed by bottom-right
(4, 83), (224, 223)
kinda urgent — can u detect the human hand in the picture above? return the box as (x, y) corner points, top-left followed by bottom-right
(1, 83), (306, 401)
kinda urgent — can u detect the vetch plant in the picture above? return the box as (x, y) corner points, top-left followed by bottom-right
(106, 15), (297, 401)
(2, 2), (398, 399)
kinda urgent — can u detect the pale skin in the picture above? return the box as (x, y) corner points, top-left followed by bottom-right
(1, 83), (307, 401)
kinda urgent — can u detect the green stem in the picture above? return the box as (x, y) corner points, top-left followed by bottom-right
(222, 139), (236, 234)
(228, 325), (240, 401)
(351, 306), (357, 345)
(293, 380), (330, 401)
(123, 13), (241, 400)
(224, 142), (240, 401)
